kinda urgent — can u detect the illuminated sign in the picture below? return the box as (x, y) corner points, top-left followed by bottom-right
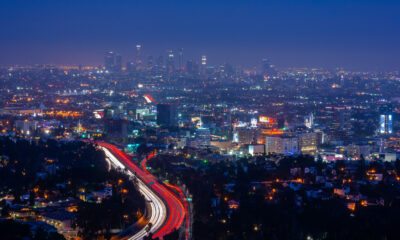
(259, 116), (274, 123)
(234, 121), (247, 127)
(262, 129), (284, 135)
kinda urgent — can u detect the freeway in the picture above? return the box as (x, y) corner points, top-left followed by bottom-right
(142, 157), (191, 240)
(100, 145), (166, 240)
(97, 142), (185, 239)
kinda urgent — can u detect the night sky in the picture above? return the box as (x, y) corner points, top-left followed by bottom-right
(1, 0), (399, 70)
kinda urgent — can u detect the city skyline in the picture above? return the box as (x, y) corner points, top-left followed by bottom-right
(2, 1), (400, 240)
(1, 0), (400, 70)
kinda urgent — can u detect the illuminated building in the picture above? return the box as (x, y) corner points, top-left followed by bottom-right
(201, 55), (207, 66)
(136, 108), (150, 120)
(250, 118), (258, 128)
(299, 132), (318, 154)
(195, 127), (211, 147)
(265, 135), (299, 155)
(380, 114), (393, 135)
(15, 120), (38, 135)
(346, 144), (371, 159)
(304, 113), (314, 129)
(235, 127), (257, 145)
(1, 107), (43, 116)
(233, 131), (239, 143)
(41, 211), (77, 238)
(371, 152), (398, 162)
(210, 140), (232, 152)
(200, 55), (207, 75)
(245, 144), (265, 156)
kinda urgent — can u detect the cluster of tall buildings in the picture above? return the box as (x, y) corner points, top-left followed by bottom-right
(104, 47), (208, 75)
(104, 51), (122, 72)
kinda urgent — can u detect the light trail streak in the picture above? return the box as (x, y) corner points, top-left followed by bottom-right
(99, 145), (166, 240)
(97, 142), (185, 239)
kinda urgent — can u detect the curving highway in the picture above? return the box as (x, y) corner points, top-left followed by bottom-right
(142, 156), (190, 240)
(97, 142), (185, 240)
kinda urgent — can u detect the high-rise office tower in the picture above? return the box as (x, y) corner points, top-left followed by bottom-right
(178, 48), (184, 70)
(147, 56), (154, 70)
(157, 104), (177, 126)
(166, 50), (175, 73)
(195, 127), (211, 147)
(104, 51), (115, 71)
(305, 113), (314, 129)
(115, 54), (122, 72)
(200, 55), (207, 75)
(136, 44), (142, 66)
(126, 62), (136, 73)
(186, 60), (193, 74)
(261, 58), (277, 77)
(201, 55), (207, 66)
(186, 60), (199, 75)
(156, 56), (164, 68)
(380, 114), (393, 135)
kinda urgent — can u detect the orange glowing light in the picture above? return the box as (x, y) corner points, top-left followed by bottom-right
(361, 200), (368, 207)
(262, 129), (284, 135)
(348, 203), (356, 211)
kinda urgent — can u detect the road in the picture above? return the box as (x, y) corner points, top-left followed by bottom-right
(97, 142), (185, 239)
(142, 156), (191, 240)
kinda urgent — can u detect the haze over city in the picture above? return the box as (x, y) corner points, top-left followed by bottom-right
(1, 0), (400, 70)
(1, 1), (400, 240)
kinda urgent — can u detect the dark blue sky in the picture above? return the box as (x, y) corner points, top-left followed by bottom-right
(1, 0), (399, 70)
